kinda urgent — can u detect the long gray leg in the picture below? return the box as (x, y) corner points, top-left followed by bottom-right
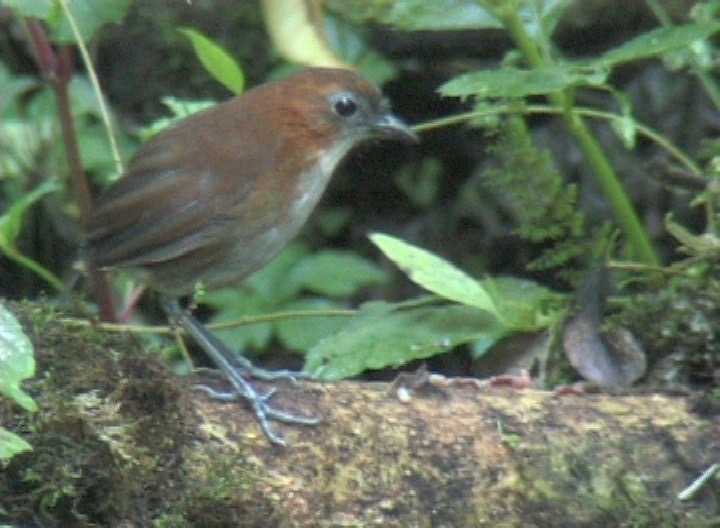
(161, 297), (319, 445)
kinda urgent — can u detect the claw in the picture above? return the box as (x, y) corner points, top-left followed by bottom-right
(194, 385), (240, 401)
(163, 297), (319, 445)
(259, 386), (278, 402)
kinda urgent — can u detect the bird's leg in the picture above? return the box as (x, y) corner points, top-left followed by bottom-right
(187, 289), (311, 382)
(161, 296), (319, 445)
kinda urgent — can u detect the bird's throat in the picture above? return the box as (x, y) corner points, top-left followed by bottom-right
(287, 135), (359, 226)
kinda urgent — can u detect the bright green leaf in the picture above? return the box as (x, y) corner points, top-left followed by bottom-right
(370, 233), (501, 317)
(178, 27), (245, 95)
(0, 428), (33, 460)
(288, 250), (386, 298)
(305, 302), (508, 379)
(0, 302), (38, 412)
(440, 66), (607, 101)
(600, 22), (720, 67)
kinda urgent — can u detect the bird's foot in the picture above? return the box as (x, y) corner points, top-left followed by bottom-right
(195, 375), (319, 446)
(161, 296), (319, 445)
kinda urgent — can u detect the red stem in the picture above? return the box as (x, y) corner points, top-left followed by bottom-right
(25, 18), (119, 322)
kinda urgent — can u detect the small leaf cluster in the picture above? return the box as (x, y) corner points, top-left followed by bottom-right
(306, 234), (565, 379)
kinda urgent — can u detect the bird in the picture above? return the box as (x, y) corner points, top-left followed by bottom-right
(86, 67), (418, 444)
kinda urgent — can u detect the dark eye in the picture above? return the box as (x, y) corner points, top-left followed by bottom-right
(333, 95), (358, 117)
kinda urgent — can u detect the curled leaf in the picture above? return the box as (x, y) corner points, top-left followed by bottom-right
(563, 313), (646, 389)
(562, 262), (645, 388)
(260, 0), (347, 68)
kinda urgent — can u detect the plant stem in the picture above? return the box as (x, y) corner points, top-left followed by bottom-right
(61, 308), (358, 334)
(7, 250), (64, 292)
(59, 0), (124, 175)
(25, 19), (118, 321)
(494, 5), (661, 265)
(414, 104), (702, 178)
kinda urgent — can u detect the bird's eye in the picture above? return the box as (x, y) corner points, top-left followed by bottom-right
(333, 95), (358, 117)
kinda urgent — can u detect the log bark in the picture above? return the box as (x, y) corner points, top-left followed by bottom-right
(1, 300), (717, 527)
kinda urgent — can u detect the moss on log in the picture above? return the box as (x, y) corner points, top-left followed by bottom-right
(1, 300), (717, 527)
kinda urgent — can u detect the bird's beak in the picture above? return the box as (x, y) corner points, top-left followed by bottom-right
(370, 113), (420, 144)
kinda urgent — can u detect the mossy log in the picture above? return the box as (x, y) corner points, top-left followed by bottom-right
(1, 300), (718, 527)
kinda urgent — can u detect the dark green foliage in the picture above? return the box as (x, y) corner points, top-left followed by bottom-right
(482, 117), (588, 274)
(616, 270), (720, 387)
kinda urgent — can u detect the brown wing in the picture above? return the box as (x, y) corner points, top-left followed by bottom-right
(86, 108), (253, 270)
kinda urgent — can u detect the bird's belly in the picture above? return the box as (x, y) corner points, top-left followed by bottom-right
(143, 163), (332, 295)
(199, 223), (298, 288)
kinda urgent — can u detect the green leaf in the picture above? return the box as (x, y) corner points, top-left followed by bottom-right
(324, 14), (397, 85)
(2, 0), (52, 19)
(305, 302), (508, 379)
(244, 243), (311, 304)
(440, 66), (607, 100)
(0, 302), (38, 412)
(0, 181), (64, 291)
(394, 158), (442, 209)
(370, 233), (501, 318)
(385, 0), (500, 30)
(0, 61), (36, 116)
(530, 0), (576, 37)
(202, 244), (311, 350)
(275, 299), (351, 352)
(142, 97), (217, 140)
(54, 0), (132, 43)
(287, 250), (386, 298)
(665, 214), (720, 256)
(67, 76), (105, 118)
(178, 27), (245, 95)
(342, 0), (573, 37)
(0, 179), (58, 248)
(0, 428), (33, 460)
(600, 22), (720, 67)
(610, 114), (637, 150)
(206, 291), (274, 352)
(480, 277), (566, 330)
